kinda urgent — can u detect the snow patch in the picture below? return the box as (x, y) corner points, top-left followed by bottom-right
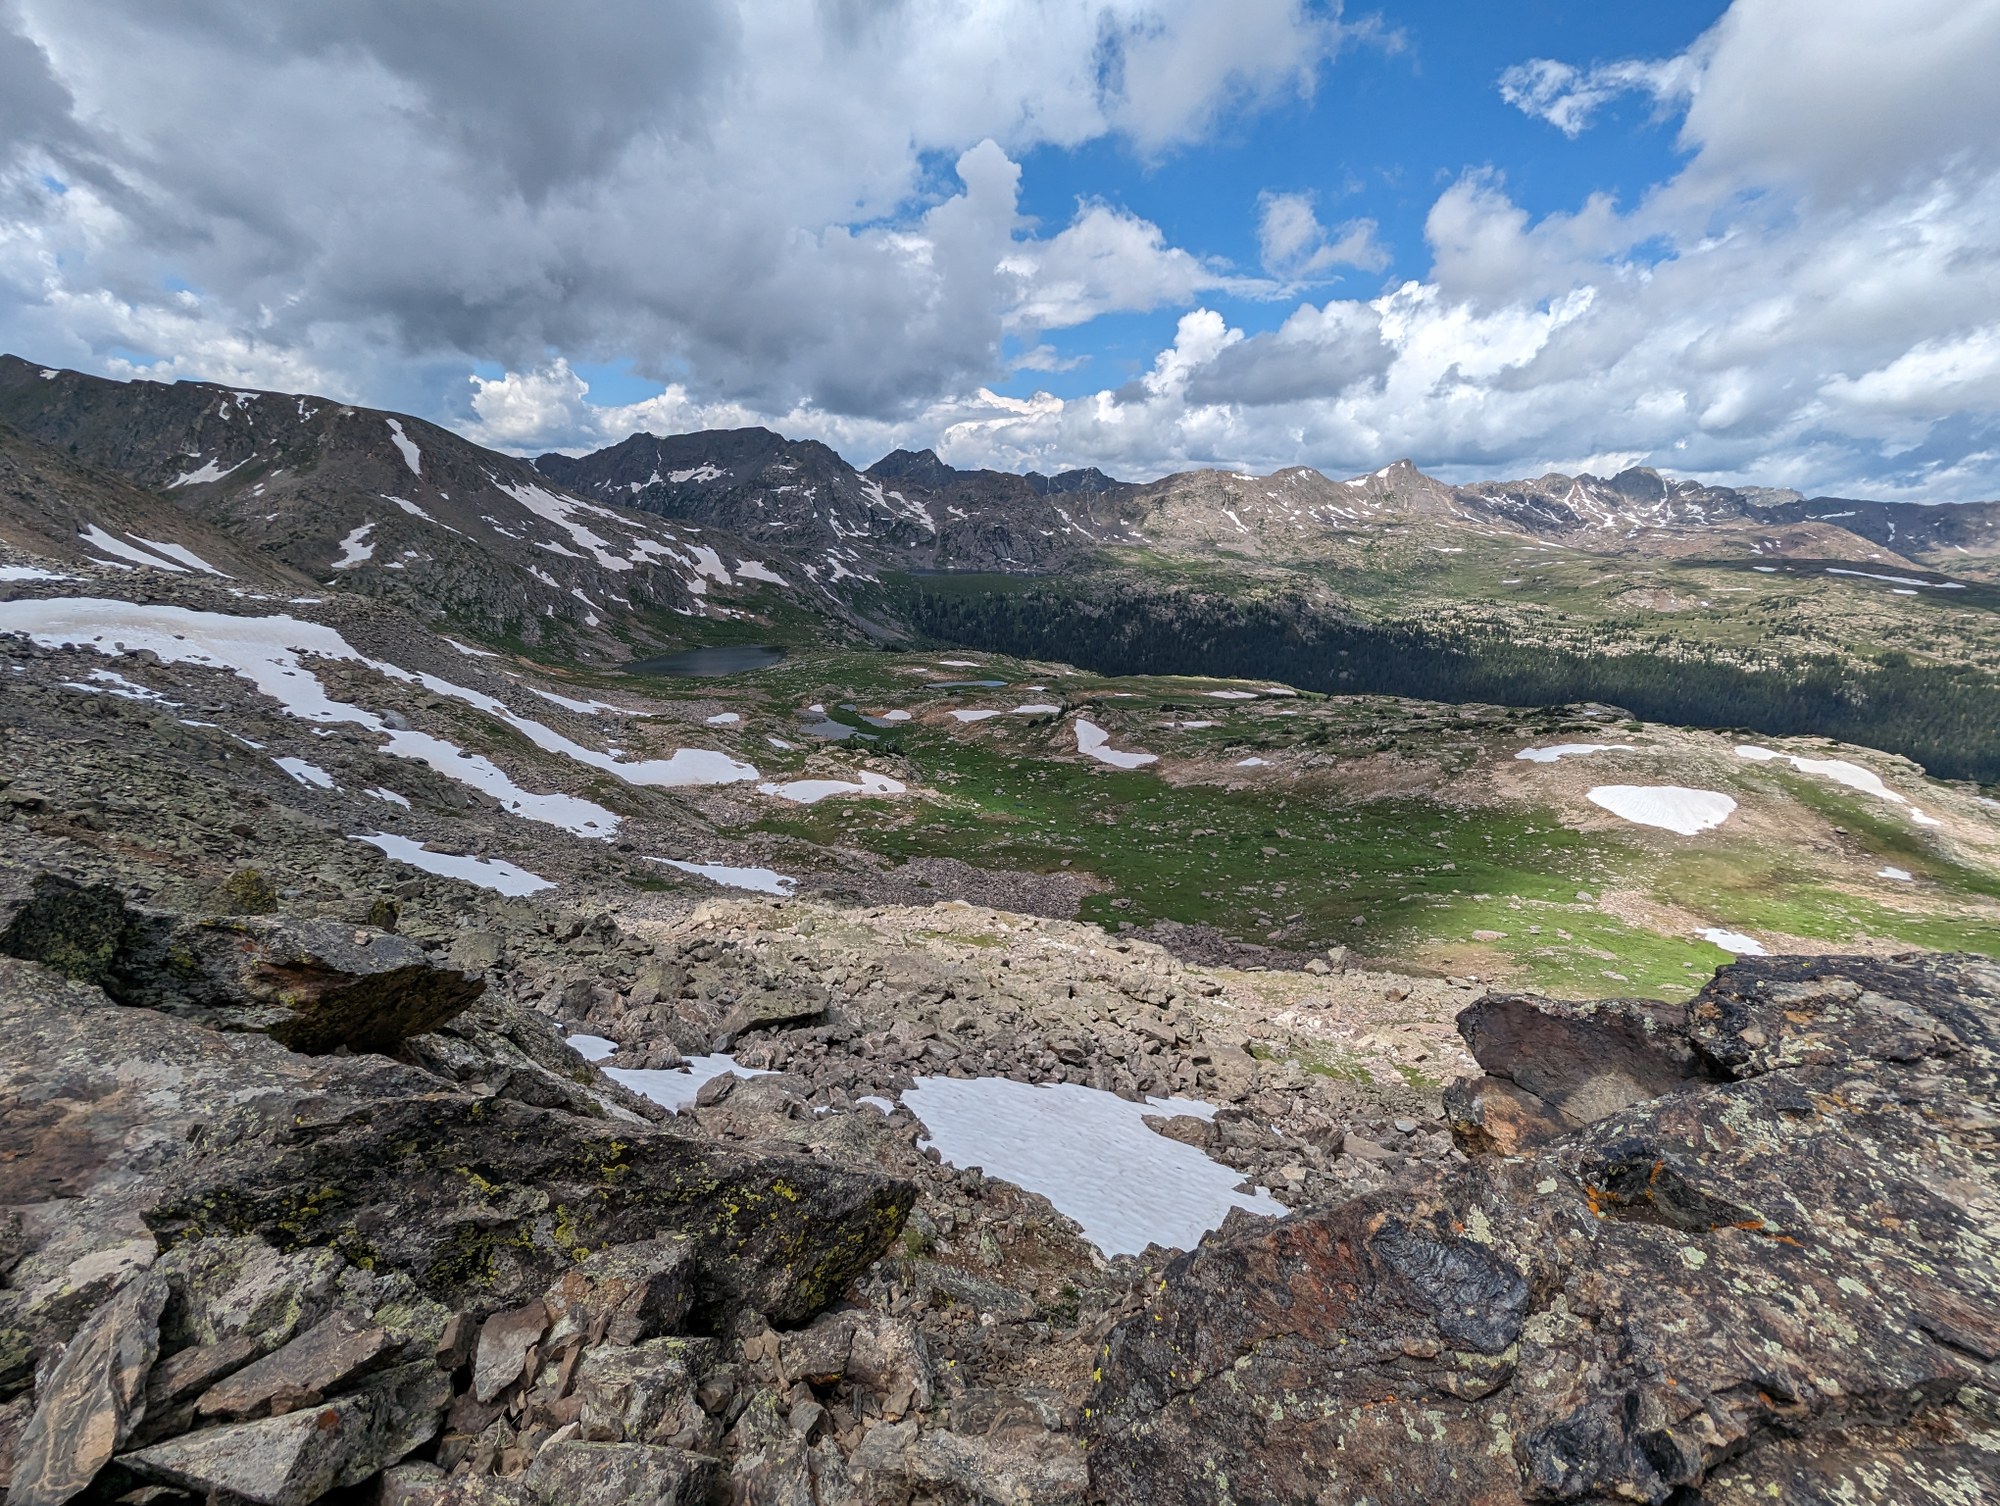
(1696, 927), (1767, 956)
(351, 832), (552, 896)
(0, 565), (71, 582)
(1878, 866), (1913, 882)
(1825, 568), (1962, 590)
(331, 523), (376, 569)
(167, 457), (247, 489)
(896, 1077), (1285, 1257)
(705, 712), (741, 725)
(1516, 743), (1637, 763)
(759, 771), (906, 804)
(385, 419), (422, 477)
(79, 526), (187, 572)
(1074, 719), (1156, 769)
(733, 559), (786, 585)
(275, 757), (336, 789)
(650, 859), (797, 896)
(1587, 786), (1737, 835)
(130, 537), (228, 576)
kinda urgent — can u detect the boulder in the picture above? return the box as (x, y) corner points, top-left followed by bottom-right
(195, 1314), (400, 1421)
(121, 1360), (450, 1506)
(7, 1270), (167, 1506)
(145, 1063), (915, 1324)
(0, 876), (483, 1053)
(573, 1337), (715, 1449)
(520, 1440), (717, 1506)
(1088, 954), (2000, 1504)
(127, 915), (484, 1053)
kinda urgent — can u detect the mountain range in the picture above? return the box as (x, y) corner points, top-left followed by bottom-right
(3, 353), (1992, 660)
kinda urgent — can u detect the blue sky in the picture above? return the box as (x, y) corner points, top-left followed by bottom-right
(3, 1), (1997, 497)
(994, 1), (1732, 400)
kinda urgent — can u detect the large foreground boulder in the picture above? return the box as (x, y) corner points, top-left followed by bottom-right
(0, 959), (913, 1352)
(1087, 954), (2000, 1504)
(0, 874), (483, 1051)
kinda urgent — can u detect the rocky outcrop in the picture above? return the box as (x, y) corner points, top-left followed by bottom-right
(0, 939), (914, 1506)
(0, 876), (484, 1052)
(1088, 953), (2000, 1504)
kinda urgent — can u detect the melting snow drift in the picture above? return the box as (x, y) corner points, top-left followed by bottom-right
(351, 833), (552, 896)
(896, 1077), (1284, 1256)
(1587, 785), (1737, 835)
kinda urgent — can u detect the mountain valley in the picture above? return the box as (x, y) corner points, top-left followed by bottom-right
(3, 355), (1998, 1504)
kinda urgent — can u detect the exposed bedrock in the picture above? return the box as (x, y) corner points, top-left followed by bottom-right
(1087, 953), (2000, 1505)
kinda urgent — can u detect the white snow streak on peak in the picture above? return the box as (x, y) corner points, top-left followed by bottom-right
(1074, 718), (1156, 769)
(1516, 743), (1637, 763)
(331, 523), (376, 569)
(79, 526), (187, 572)
(649, 858), (797, 896)
(352, 832), (551, 896)
(669, 464), (723, 483)
(497, 479), (636, 571)
(130, 537), (229, 576)
(386, 419), (422, 477)
(1587, 786), (1736, 835)
(733, 559), (786, 585)
(168, 456), (247, 488)
(897, 1076), (1284, 1257)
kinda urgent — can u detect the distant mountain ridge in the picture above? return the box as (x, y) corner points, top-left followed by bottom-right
(3, 353), (1995, 662)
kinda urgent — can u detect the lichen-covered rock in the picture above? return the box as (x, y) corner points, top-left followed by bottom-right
(6, 1270), (167, 1506)
(145, 1057), (915, 1324)
(520, 1439), (718, 1506)
(121, 1359), (451, 1506)
(1088, 954), (2000, 1504)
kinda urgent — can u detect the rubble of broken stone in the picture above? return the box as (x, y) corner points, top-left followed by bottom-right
(0, 860), (1459, 1506)
(1088, 951), (2000, 1505)
(10, 852), (1989, 1506)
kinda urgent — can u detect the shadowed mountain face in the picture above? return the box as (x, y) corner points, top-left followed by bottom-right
(0, 357), (827, 650)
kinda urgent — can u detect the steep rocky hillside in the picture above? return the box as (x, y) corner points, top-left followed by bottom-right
(0, 357), (830, 650)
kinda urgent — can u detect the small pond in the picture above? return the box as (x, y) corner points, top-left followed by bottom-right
(627, 644), (787, 678)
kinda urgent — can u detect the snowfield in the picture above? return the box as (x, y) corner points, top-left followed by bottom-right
(0, 598), (759, 840)
(1074, 718), (1157, 769)
(1517, 743), (1636, 763)
(1587, 785), (1737, 835)
(350, 832), (552, 896)
(649, 859), (797, 896)
(895, 1076), (1285, 1257)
